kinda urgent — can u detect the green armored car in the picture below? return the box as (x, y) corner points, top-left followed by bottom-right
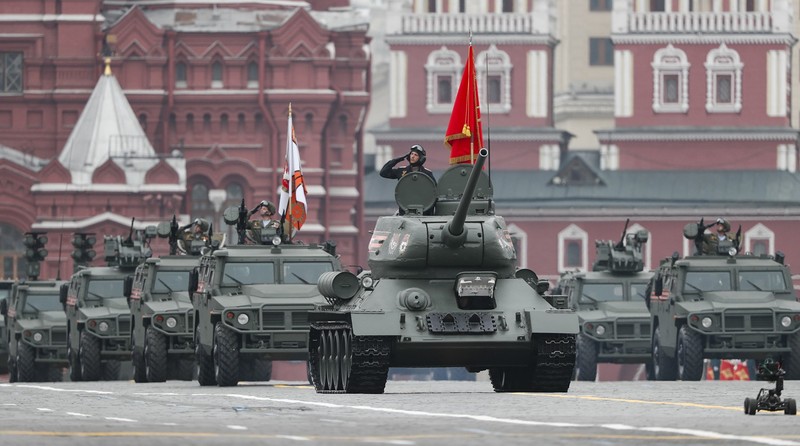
(307, 149), (578, 394)
(648, 220), (800, 380)
(0, 279), (13, 373)
(554, 220), (653, 381)
(1, 280), (67, 382)
(192, 202), (342, 386)
(61, 227), (153, 381)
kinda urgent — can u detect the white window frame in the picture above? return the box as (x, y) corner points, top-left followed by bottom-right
(705, 43), (742, 113)
(652, 44), (689, 113)
(476, 44), (512, 113)
(426, 47), (461, 114)
(558, 224), (588, 273)
(745, 223), (775, 255)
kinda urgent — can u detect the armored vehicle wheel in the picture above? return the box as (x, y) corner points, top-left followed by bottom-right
(782, 332), (800, 380)
(575, 334), (598, 382)
(676, 325), (704, 381)
(102, 360), (121, 381)
(145, 326), (168, 382)
(132, 347), (147, 383)
(7, 355), (17, 383)
(785, 398), (797, 415)
(310, 322), (390, 394)
(744, 397), (757, 415)
(653, 325), (677, 381)
(213, 323), (240, 387)
(15, 340), (36, 382)
(79, 330), (101, 381)
(489, 367), (532, 392)
(195, 328), (216, 386)
(67, 338), (81, 382)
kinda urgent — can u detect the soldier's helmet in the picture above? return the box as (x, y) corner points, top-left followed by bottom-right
(409, 144), (427, 165)
(716, 218), (731, 232)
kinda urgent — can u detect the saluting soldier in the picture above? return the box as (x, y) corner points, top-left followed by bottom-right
(703, 218), (735, 255)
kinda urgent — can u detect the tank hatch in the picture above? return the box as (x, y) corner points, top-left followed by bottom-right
(394, 172), (437, 216)
(433, 162), (493, 217)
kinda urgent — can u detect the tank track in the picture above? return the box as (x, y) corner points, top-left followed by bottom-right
(490, 333), (576, 392)
(309, 321), (391, 394)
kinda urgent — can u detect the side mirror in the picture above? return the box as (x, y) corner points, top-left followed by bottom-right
(0, 298), (7, 316)
(123, 276), (133, 299)
(59, 283), (69, 312)
(644, 283), (652, 310)
(188, 268), (199, 295)
(654, 276), (663, 297)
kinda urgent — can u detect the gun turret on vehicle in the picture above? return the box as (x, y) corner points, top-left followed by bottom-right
(555, 220), (653, 381)
(61, 220), (155, 381)
(308, 148), (578, 394)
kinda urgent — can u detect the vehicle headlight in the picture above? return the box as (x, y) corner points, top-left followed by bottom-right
(360, 275), (374, 289)
(781, 316), (792, 328)
(98, 321), (110, 332)
(236, 313), (250, 325)
(702, 317), (713, 328)
(595, 325), (606, 336)
(165, 317), (178, 329)
(33, 332), (43, 342)
(728, 247), (738, 256)
(271, 235), (282, 246)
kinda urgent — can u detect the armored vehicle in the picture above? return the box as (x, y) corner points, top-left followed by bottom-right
(553, 220), (653, 381)
(647, 221), (800, 380)
(307, 149), (578, 393)
(0, 279), (13, 373)
(192, 205), (342, 386)
(61, 226), (153, 381)
(1, 280), (67, 381)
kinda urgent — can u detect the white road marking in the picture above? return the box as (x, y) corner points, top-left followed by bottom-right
(160, 422), (178, 426)
(2, 403), (17, 406)
(275, 435), (310, 441)
(105, 417), (137, 423)
(226, 425), (247, 430)
(66, 412), (91, 417)
(15, 384), (112, 395)
(36, 408), (53, 412)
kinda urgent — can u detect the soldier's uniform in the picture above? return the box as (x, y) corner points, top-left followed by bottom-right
(702, 218), (734, 255)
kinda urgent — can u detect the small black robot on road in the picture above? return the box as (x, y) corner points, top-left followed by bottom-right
(744, 358), (797, 415)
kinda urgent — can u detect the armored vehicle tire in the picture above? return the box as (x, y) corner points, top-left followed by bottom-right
(132, 348), (147, 383)
(676, 325), (704, 381)
(744, 397), (757, 415)
(785, 398), (797, 415)
(781, 332), (800, 380)
(15, 340), (36, 382)
(574, 334), (598, 382)
(213, 323), (240, 387)
(102, 360), (121, 381)
(7, 356), (16, 383)
(309, 322), (391, 394)
(195, 328), (216, 386)
(67, 338), (81, 382)
(79, 330), (102, 381)
(145, 326), (168, 382)
(652, 325), (677, 381)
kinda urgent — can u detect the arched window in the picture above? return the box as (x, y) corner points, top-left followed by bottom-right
(425, 47), (461, 114)
(211, 61), (223, 88)
(705, 44), (742, 113)
(190, 182), (213, 222)
(652, 44), (690, 113)
(338, 114), (348, 135)
(476, 45), (512, 113)
(0, 222), (24, 279)
(305, 113), (314, 133)
(558, 224), (588, 272)
(175, 61), (187, 88)
(247, 61), (258, 88)
(745, 223), (775, 256)
(237, 113), (246, 133)
(255, 113), (264, 132)
(168, 113), (177, 132)
(220, 113), (229, 133)
(186, 113), (194, 131)
(203, 113), (212, 132)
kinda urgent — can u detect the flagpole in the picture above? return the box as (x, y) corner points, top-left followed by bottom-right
(288, 102), (293, 243)
(468, 30), (474, 165)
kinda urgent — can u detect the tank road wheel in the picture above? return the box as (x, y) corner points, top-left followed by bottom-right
(652, 326), (677, 381)
(782, 332), (800, 380)
(489, 368), (527, 392)
(575, 334), (598, 382)
(213, 323), (240, 387)
(78, 330), (101, 381)
(15, 340), (37, 382)
(785, 398), (797, 415)
(132, 344), (147, 383)
(744, 397), (757, 415)
(195, 328), (216, 386)
(144, 326), (168, 382)
(676, 325), (704, 381)
(310, 322), (387, 394)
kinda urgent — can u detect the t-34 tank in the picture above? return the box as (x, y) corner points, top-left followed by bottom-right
(308, 148), (578, 393)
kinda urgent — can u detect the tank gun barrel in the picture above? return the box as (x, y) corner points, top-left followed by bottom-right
(442, 148), (488, 248)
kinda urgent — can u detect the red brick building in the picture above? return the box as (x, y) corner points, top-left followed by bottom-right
(0, 0), (371, 279)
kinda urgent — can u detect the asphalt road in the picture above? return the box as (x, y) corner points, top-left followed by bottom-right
(1, 378), (799, 446)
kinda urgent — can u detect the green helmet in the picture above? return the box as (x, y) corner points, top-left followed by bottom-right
(716, 218), (731, 232)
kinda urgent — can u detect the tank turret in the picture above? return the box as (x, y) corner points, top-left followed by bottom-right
(370, 148), (516, 279)
(592, 219), (649, 273)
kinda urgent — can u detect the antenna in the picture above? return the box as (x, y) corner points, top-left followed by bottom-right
(484, 48), (491, 181)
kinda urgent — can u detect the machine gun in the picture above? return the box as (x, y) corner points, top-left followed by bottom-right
(156, 215), (181, 256)
(683, 218), (737, 256)
(223, 199), (284, 246)
(592, 219), (648, 273)
(613, 218), (631, 251)
(744, 358), (797, 415)
(104, 217), (155, 269)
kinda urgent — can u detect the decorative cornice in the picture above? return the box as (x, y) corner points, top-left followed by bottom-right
(385, 35), (557, 46)
(595, 127), (800, 142)
(612, 34), (797, 46)
(370, 127), (571, 142)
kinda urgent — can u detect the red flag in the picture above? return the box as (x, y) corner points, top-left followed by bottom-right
(444, 45), (484, 165)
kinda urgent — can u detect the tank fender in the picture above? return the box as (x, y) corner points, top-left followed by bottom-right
(527, 309), (579, 335)
(350, 312), (403, 337)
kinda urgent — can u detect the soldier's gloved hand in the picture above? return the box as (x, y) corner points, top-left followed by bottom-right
(260, 200), (269, 208)
(404, 152), (411, 162)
